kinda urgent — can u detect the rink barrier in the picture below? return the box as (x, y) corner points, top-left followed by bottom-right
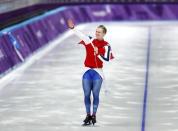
(1, 4), (178, 75)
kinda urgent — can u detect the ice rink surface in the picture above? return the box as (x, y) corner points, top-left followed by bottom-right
(0, 22), (178, 131)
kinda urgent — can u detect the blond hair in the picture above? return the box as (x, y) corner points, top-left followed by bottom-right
(97, 25), (107, 34)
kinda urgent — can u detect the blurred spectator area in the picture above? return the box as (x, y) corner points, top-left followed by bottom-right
(0, 0), (61, 30)
(0, 0), (177, 29)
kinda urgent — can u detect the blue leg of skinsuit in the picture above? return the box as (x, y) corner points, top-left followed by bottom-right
(82, 69), (103, 115)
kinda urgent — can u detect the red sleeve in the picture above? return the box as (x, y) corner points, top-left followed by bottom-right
(78, 40), (86, 45)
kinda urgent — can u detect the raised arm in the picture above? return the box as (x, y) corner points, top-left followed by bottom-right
(67, 19), (91, 45)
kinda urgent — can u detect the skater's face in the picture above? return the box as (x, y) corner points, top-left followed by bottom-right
(95, 27), (105, 40)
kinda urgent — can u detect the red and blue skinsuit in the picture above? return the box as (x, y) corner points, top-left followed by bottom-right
(73, 28), (114, 115)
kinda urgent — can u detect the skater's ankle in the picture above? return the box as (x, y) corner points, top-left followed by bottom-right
(92, 113), (96, 116)
(87, 113), (91, 116)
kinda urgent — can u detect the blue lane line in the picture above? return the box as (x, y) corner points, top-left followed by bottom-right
(141, 27), (152, 131)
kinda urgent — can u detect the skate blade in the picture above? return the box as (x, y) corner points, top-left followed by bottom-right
(92, 122), (96, 126)
(82, 122), (91, 126)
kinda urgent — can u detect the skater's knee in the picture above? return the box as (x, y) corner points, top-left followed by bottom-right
(93, 93), (99, 100)
(84, 92), (91, 98)
(84, 95), (91, 101)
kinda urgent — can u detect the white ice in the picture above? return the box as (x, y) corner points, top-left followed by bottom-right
(0, 22), (178, 131)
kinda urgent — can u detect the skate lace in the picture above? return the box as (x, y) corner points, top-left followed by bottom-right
(84, 115), (91, 122)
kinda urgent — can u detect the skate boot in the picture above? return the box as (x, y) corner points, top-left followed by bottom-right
(82, 114), (92, 126)
(91, 115), (96, 125)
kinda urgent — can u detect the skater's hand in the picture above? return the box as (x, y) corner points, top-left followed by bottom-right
(67, 19), (75, 29)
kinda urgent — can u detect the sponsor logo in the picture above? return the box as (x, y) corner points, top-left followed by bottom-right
(49, 21), (55, 30)
(92, 11), (107, 17)
(60, 18), (65, 25)
(36, 30), (42, 38)
(0, 49), (4, 59)
(17, 35), (24, 47)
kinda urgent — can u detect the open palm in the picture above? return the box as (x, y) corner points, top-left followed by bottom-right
(67, 19), (75, 29)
